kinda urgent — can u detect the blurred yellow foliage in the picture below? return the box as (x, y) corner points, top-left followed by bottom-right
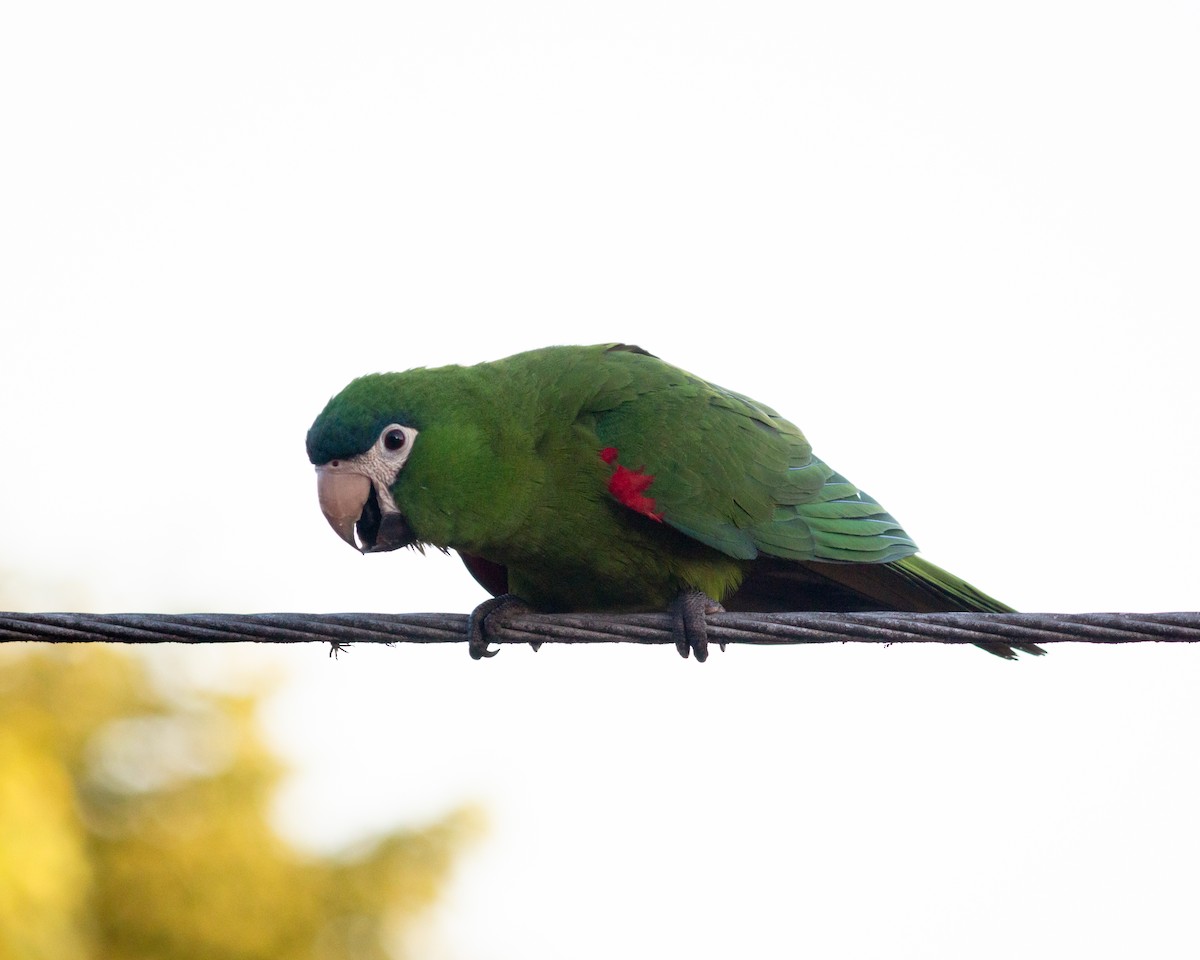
(0, 645), (479, 960)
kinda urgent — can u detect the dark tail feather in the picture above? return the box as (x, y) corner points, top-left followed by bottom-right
(725, 555), (1045, 660)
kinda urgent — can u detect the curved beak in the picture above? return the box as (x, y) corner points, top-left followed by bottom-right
(315, 465), (372, 551)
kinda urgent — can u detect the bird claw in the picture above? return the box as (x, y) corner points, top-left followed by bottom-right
(467, 594), (532, 660)
(670, 589), (724, 662)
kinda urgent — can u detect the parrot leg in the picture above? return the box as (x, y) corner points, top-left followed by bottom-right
(467, 594), (534, 660)
(670, 589), (725, 662)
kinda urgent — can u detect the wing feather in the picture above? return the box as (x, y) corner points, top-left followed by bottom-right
(585, 347), (917, 565)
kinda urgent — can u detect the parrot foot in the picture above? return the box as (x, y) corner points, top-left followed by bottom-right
(670, 589), (725, 662)
(468, 594), (534, 660)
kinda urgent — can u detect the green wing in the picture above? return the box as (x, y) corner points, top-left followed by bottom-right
(586, 346), (917, 565)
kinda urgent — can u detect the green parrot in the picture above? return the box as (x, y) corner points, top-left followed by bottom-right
(306, 344), (1042, 662)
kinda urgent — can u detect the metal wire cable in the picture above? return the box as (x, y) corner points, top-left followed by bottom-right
(1, 611), (1198, 650)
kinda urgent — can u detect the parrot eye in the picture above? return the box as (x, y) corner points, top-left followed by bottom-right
(377, 423), (418, 461)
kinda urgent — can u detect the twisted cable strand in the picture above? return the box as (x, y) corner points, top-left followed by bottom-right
(1, 611), (1198, 648)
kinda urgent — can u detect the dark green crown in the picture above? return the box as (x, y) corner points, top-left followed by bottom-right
(306, 373), (418, 464)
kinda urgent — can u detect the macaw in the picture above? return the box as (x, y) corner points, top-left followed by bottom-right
(306, 344), (1041, 661)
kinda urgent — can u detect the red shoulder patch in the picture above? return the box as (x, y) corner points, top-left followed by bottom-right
(598, 447), (663, 521)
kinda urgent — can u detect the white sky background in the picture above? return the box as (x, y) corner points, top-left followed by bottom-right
(2, 2), (1199, 957)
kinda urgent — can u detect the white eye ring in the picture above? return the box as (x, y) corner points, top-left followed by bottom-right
(377, 423), (418, 459)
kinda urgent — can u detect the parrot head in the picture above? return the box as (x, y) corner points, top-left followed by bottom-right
(306, 374), (423, 554)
